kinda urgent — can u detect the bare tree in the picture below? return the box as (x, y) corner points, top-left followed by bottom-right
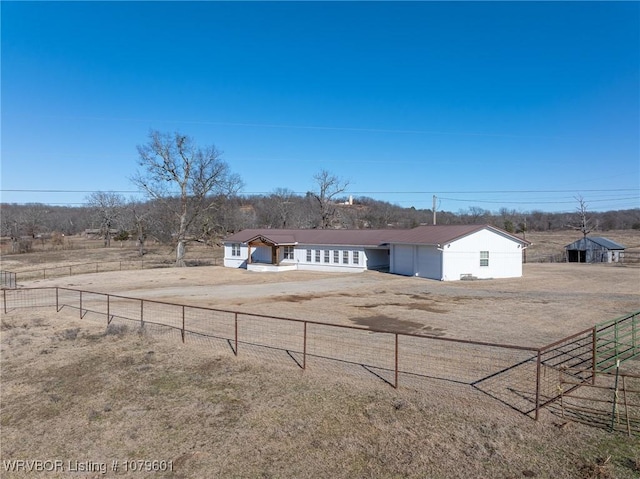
(1, 207), (22, 253)
(86, 192), (125, 247)
(465, 206), (490, 224)
(573, 195), (592, 238)
(311, 169), (350, 229)
(132, 130), (243, 266)
(254, 188), (298, 228)
(123, 200), (153, 256)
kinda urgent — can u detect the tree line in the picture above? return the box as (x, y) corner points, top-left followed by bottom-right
(2, 130), (639, 265)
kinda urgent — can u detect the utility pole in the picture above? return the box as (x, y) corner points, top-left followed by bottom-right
(433, 195), (437, 225)
(522, 217), (527, 264)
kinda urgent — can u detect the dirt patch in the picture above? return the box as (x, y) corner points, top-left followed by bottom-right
(351, 315), (446, 335)
(360, 301), (448, 314)
(276, 291), (353, 303)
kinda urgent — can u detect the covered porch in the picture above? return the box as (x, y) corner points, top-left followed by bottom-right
(245, 234), (298, 272)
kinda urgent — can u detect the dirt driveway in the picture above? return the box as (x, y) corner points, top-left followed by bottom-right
(21, 262), (639, 347)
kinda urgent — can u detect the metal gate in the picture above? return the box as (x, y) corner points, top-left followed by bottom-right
(595, 311), (640, 372)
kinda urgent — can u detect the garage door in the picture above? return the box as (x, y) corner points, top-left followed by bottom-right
(416, 245), (440, 280)
(393, 245), (414, 276)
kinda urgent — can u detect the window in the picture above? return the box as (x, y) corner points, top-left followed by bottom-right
(231, 244), (241, 257)
(480, 251), (489, 267)
(324, 250), (330, 263)
(353, 251), (359, 264)
(283, 246), (294, 260)
(343, 251), (349, 264)
(306, 249), (312, 262)
(315, 250), (321, 262)
(333, 250), (339, 263)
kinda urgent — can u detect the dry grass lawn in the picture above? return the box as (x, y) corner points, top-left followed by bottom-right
(1, 230), (640, 478)
(2, 311), (639, 479)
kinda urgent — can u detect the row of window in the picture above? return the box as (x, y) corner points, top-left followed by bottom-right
(306, 249), (359, 265)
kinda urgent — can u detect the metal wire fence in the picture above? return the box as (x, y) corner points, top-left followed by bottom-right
(5, 258), (219, 283)
(3, 287), (637, 421)
(0, 271), (17, 289)
(536, 328), (597, 416)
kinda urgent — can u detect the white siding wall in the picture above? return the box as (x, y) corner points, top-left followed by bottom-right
(223, 243), (249, 268)
(442, 229), (523, 280)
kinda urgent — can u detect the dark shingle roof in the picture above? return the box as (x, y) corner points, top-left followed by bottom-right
(225, 225), (530, 247)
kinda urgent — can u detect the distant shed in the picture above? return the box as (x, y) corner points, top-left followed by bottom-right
(565, 237), (625, 263)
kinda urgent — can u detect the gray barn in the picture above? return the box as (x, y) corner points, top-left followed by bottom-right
(565, 237), (625, 263)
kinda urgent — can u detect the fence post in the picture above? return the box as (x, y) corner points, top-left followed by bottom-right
(610, 359), (621, 432)
(592, 327), (597, 385)
(181, 305), (185, 343)
(303, 321), (307, 370)
(234, 312), (238, 356)
(43, 268), (46, 280)
(394, 333), (399, 389)
(140, 300), (144, 328)
(79, 291), (83, 318)
(615, 317), (619, 364)
(534, 349), (542, 421)
(3, 289), (6, 314)
(107, 295), (111, 325)
(56, 288), (59, 312)
(69, 266), (72, 277)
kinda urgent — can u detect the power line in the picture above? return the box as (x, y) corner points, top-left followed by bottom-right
(438, 196), (640, 205)
(2, 188), (638, 195)
(35, 115), (573, 140)
(344, 189), (640, 195)
(0, 189), (141, 193)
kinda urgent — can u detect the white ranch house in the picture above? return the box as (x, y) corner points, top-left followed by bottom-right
(224, 225), (530, 281)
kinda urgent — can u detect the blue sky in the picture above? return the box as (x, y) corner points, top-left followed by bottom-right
(2, 1), (639, 213)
